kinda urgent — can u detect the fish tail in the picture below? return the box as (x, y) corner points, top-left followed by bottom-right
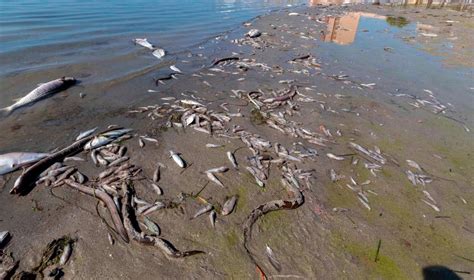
(0, 106), (13, 117)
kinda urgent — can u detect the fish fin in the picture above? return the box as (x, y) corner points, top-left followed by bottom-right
(0, 106), (13, 117)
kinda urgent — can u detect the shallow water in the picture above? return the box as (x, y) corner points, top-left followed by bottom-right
(0, 0), (303, 77)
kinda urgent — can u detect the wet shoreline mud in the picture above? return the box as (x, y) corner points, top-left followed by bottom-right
(1, 3), (473, 280)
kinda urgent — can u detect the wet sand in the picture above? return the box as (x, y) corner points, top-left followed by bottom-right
(1, 4), (473, 280)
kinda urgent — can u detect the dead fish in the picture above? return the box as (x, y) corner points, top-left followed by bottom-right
(108, 156), (129, 167)
(139, 138), (145, 148)
(180, 99), (204, 107)
(221, 196), (237, 216)
(1, 77), (76, 115)
(140, 202), (166, 216)
(209, 210), (216, 228)
(227, 151), (238, 168)
(246, 29), (261, 38)
(133, 38), (155, 50)
(0, 231), (9, 246)
(406, 160), (422, 172)
(76, 127), (98, 141)
(153, 166), (160, 182)
(326, 153), (345, 161)
(206, 143), (223, 148)
(170, 65), (182, 73)
(63, 156), (84, 162)
(422, 199), (440, 212)
(85, 135), (113, 150)
(152, 48), (166, 59)
(265, 245), (282, 272)
(59, 243), (72, 265)
(170, 151), (185, 168)
(96, 154), (108, 166)
(107, 233), (114, 245)
(141, 136), (158, 143)
(143, 217), (161, 236)
(206, 166), (229, 174)
(151, 183), (162, 195)
(206, 172), (224, 188)
(0, 152), (49, 175)
(191, 204), (213, 219)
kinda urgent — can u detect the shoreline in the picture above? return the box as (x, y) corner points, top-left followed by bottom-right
(1, 3), (473, 279)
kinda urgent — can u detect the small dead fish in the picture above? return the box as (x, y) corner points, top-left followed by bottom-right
(406, 160), (422, 172)
(76, 127), (98, 141)
(143, 217), (161, 236)
(85, 135), (113, 150)
(221, 196), (237, 216)
(206, 172), (224, 188)
(191, 204), (213, 219)
(227, 151), (238, 168)
(170, 150), (185, 168)
(59, 243), (72, 265)
(63, 156), (84, 162)
(0, 231), (10, 246)
(206, 166), (229, 174)
(141, 136), (158, 143)
(206, 143), (223, 148)
(151, 183), (162, 195)
(152, 48), (166, 59)
(422, 199), (440, 212)
(133, 38), (155, 50)
(180, 99), (204, 107)
(170, 65), (182, 73)
(108, 156), (129, 167)
(265, 245), (282, 272)
(107, 233), (114, 245)
(209, 210), (216, 228)
(153, 166), (160, 182)
(326, 153), (345, 161)
(139, 138), (145, 148)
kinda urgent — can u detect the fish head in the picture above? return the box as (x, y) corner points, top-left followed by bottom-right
(61, 77), (77, 86)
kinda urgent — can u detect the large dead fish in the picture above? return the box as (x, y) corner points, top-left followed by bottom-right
(1, 77), (76, 115)
(133, 38), (155, 50)
(0, 152), (49, 175)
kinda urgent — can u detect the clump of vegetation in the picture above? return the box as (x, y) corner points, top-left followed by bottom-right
(386, 16), (410, 28)
(250, 109), (267, 125)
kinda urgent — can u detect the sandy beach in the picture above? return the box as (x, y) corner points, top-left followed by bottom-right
(1, 2), (473, 279)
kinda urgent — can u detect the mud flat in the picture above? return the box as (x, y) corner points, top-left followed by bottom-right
(1, 3), (473, 279)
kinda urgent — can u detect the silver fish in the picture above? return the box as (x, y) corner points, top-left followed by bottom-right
(0, 152), (49, 175)
(206, 143), (224, 148)
(133, 38), (155, 50)
(151, 183), (162, 195)
(170, 65), (182, 73)
(326, 153), (345, 161)
(227, 151), (238, 168)
(209, 210), (216, 228)
(76, 127), (98, 141)
(59, 243), (72, 265)
(153, 166), (160, 182)
(221, 196), (237, 216)
(191, 204), (213, 219)
(0, 231), (9, 246)
(206, 172), (224, 188)
(170, 151), (185, 168)
(1, 77), (76, 115)
(205, 166), (229, 174)
(152, 48), (166, 59)
(85, 136), (113, 150)
(265, 245), (282, 272)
